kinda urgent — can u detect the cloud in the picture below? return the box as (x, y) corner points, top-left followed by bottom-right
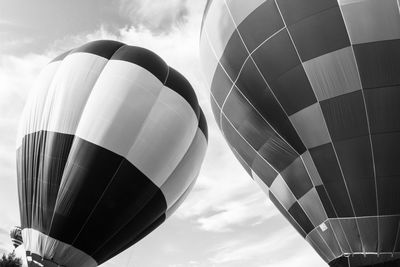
(208, 226), (326, 267)
(118, 0), (190, 34)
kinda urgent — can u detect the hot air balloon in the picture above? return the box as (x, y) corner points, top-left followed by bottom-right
(16, 40), (208, 267)
(200, 0), (400, 266)
(10, 226), (23, 249)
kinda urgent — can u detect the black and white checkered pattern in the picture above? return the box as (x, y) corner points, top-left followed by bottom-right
(201, 0), (400, 265)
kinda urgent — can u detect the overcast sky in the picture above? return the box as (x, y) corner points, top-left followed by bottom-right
(0, 1), (326, 266)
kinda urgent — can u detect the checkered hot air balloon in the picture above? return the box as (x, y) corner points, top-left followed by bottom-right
(16, 40), (208, 267)
(200, 0), (400, 266)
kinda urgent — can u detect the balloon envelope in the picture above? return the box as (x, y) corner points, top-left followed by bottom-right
(17, 40), (208, 267)
(201, 0), (400, 266)
(10, 226), (23, 249)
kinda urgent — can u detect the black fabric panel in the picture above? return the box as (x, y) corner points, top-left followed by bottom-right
(50, 50), (72, 63)
(198, 108), (208, 141)
(334, 136), (374, 181)
(354, 39), (400, 89)
(223, 86), (278, 151)
(309, 143), (341, 184)
(276, 0), (338, 26)
(269, 192), (306, 237)
(288, 202), (314, 234)
(310, 143), (354, 217)
(334, 136), (376, 216)
(17, 131), (74, 233)
(99, 215), (166, 264)
(378, 216), (400, 253)
(315, 185), (336, 218)
(288, 7), (350, 62)
(258, 136), (297, 173)
(269, 64), (317, 115)
(219, 31), (248, 81)
(358, 217), (379, 253)
(373, 132), (400, 178)
(221, 114), (257, 168)
(251, 154), (278, 187)
(68, 160), (167, 257)
(253, 29), (299, 82)
(364, 85), (400, 134)
(164, 67), (200, 118)
(48, 136), (167, 260)
(111, 45), (169, 83)
(377, 175), (400, 215)
(339, 218), (363, 253)
(210, 64), (233, 107)
(235, 59), (306, 154)
(237, 0), (284, 52)
(280, 157), (313, 199)
(71, 40), (125, 60)
(320, 91), (369, 142)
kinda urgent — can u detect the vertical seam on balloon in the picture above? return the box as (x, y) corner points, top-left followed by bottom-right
(204, 22), (285, 135)
(69, 158), (126, 246)
(35, 58), (71, 256)
(202, 30), (227, 134)
(162, 130), (206, 211)
(91, 62), (196, 256)
(271, 0), (363, 256)
(220, 111), (307, 237)
(223, 0), (337, 253)
(316, 228), (337, 261)
(44, 48), (126, 252)
(337, 2), (380, 255)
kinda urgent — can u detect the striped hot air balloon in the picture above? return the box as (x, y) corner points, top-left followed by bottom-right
(200, 0), (400, 266)
(17, 40), (208, 267)
(10, 226), (23, 249)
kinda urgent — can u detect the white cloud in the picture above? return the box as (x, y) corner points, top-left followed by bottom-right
(118, 0), (190, 34)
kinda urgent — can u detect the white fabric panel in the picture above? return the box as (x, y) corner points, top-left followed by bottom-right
(165, 180), (196, 218)
(299, 188), (327, 227)
(301, 151), (323, 186)
(76, 60), (163, 157)
(16, 62), (60, 148)
(127, 86), (198, 187)
(289, 103), (331, 149)
(199, 33), (219, 87)
(339, 0), (400, 44)
(303, 47), (361, 101)
(44, 53), (108, 136)
(225, 0), (265, 27)
(161, 129), (207, 208)
(22, 228), (97, 267)
(203, 0), (236, 61)
(252, 170), (270, 196)
(270, 174), (296, 210)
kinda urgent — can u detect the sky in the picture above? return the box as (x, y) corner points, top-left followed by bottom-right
(0, 0), (326, 266)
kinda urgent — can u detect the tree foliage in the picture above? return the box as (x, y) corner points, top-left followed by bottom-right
(0, 252), (22, 267)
